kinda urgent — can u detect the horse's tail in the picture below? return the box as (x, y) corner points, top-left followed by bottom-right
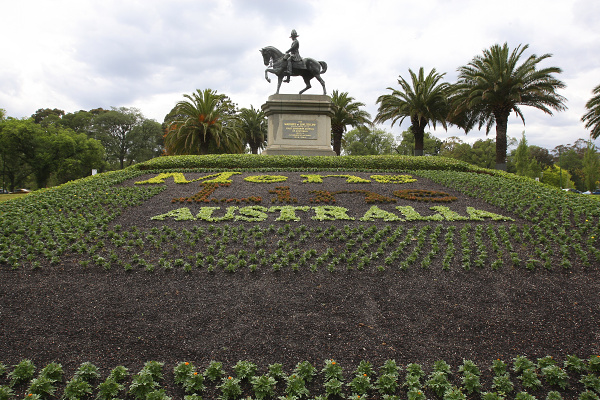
(319, 61), (327, 74)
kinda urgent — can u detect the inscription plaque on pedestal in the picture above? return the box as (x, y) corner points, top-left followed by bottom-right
(282, 120), (318, 140)
(261, 94), (336, 156)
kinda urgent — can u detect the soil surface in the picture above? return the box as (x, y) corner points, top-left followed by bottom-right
(1, 171), (599, 398)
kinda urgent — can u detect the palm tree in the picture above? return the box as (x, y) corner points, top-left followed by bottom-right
(238, 106), (267, 154)
(164, 89), (244, 155)
(330, 90), (372, 156)
(375, 67), (450, 156)
(582, 84), (600, 139)
(452, 43), (567, 170)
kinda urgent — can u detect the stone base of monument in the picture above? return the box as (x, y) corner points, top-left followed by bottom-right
(261, 94), (336, 156)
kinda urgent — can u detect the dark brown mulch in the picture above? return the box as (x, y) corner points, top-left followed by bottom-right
(1, 171), (599, 398)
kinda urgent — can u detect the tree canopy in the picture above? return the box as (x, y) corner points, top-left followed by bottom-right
(582, 84), (600, 139)
(0, 118), (104, 190)
(330, 90), (372, 156)
(164, 89), (244, 155)
(375, 67), (450, 156)
(452, 42), (567, 169)
(238, 106), (267, 154)
(93, 107), (161, 169)
(342, 126), (395, 155)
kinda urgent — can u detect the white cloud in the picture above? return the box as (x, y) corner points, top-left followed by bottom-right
(1, 0), (599, 149)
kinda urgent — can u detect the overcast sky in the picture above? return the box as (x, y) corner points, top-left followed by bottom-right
(1, 0), (599, 151)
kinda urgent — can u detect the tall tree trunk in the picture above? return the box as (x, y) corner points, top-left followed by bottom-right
(494, 111), (509, 170)
(411, 119), (425, 156)
(332, 126), (343, 156)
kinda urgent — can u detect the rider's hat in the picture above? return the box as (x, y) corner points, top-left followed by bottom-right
(290, 29), (299, 38)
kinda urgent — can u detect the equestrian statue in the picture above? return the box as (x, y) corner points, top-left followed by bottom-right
(260, 29), (327, 95)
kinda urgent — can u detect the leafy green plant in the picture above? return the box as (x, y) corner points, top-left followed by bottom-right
(461, 371), (481, 394)
(433, 360), (452, 376)
(146, 388), (172, 400)
(324, 377), (344, 398)
(267, 363), (285, 381)
(515, 392), (536, 400)
(27, 375), (57, 398)
(182, 372), (205, 394)
(589, 356), (600, 373)
(426, 371), (451, 398)
(375, 373), (399, 395)
(546, 390), (563, 400)
(74, 362), (101, 382)
(518, 368), (542, 390)
(458, 360), (480, 376)
(564, 355), (587, 374)
(96, 377), (124, 400)
(233, 360), (257, 381)
(8, 359), (36, 387)
(407, 387), (427, 400)
(39, 362), (63, 382)
(184, 395), (203, 400)
(580, 373), (600, 393)
(580, 391), (600, 400)
(218, 376), (242, 400)
(354, 360), (374, 377)
(62, 377), (92, 400)
(481, 392), (505, 400)
(204, 361), (225, 382)
(491, 374), (514, 395)
(129, 370), (159, 400)
(0, 386), (14, 400)
(322, 359), (343, 382)
(174, 362), (196, 385)
(538, 356), (557, 370)
(348, 373), (372, 396)
(541, 365), (569, 390)
(491, 360), (508, 376)
(513, 356), (536, 374)
(293, 361), (316, 383)
(404, 373), (422, 391)
(405, 363), (424, 379)
(143, 361), (164, 381)
(444, 386), (466, 400)
(285, 374), (309, 398)
(22, 394), (42, 400)
(109, 365), (129, 382)
(251, 374), (277, 400)
(380, 359), (401, 377)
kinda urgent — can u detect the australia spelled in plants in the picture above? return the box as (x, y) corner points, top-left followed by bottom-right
(136, 172), (514, 223)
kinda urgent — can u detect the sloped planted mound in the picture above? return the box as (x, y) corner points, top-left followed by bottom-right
(1, 155), (600, 399)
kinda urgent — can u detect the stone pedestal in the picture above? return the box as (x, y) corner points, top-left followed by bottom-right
(261, 94), (336, 156)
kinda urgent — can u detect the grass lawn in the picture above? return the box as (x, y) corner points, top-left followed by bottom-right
(0, 193), (28, 202)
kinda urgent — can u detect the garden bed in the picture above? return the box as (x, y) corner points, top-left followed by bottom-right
(1, 156), (599, 399)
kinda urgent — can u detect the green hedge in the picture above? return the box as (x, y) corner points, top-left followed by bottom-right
(133, 154), (484, 173)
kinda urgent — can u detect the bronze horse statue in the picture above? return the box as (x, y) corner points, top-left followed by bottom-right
(260, 46), (327, 95)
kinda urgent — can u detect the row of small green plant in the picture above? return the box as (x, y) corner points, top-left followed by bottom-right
(415, 170), (600, 269)
(2, 356), (600, 400)
(68, 221), (582, 273)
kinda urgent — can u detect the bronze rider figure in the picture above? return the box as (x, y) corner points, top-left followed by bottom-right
(283, 29), (301, 83)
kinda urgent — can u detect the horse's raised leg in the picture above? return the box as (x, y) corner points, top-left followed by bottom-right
(299, 76), (312, 95)
(264, 69), (271, 83)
